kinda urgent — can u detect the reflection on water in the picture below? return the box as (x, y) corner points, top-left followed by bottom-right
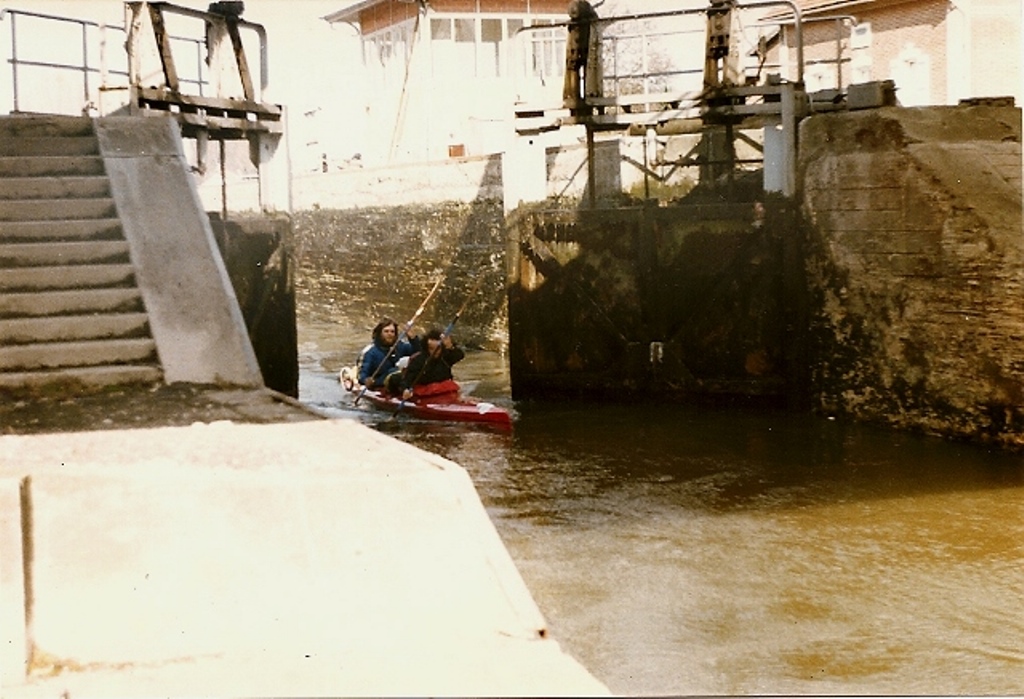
(299, 320), (1024, 695)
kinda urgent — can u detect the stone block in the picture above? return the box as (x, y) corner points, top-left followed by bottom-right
(847, 81), (897, 110)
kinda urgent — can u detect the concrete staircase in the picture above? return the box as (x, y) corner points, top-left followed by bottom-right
(0, 116), (163, 395)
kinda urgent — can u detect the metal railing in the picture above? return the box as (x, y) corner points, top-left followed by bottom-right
(0, 6), (207, 115)
(512, 0), (812, 120)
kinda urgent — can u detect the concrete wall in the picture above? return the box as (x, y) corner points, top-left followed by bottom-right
(291, 201), (509, 350)
(209, 215), (299, 397)
(799, 105), (1023, 449)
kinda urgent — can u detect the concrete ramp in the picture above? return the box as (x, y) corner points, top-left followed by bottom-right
(95, 117), (262, 387)
(0, 419), (608, 696)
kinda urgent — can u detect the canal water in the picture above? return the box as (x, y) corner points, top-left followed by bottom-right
(298, 319), (1024, 696)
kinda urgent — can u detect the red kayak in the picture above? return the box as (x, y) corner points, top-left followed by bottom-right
(340, 367), (512, 427)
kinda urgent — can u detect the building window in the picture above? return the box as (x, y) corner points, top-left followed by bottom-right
(850, 22), (872, 84)
(527, 22), (566, 81)
(431, 17), (451, 41)
(479, 18), (502, 77)
(428, 14), (564, 80)
(431, 17), (477, 77)
(455, 17), (475, 43)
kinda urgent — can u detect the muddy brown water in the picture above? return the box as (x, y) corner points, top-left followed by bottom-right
(298, 317), (1023, 695)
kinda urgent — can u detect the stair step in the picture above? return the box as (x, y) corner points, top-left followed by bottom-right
(0, 136), (99, 157)
(0, 337), (157, 372)
(0, 287), (144, 318)
(0, 264), (135, 292)
(0, 115), (95, 139)
(0, 198), (117, 221)
(0, 155), (106, 178)
(0, 240), (130, 267)
(0, 176), (110, 200)
(0, 364), (163, 394)
(0, 312), (150, 345)
(0, 218), (123, 243)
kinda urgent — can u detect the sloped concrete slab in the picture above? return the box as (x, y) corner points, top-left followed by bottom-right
(0, 419), (609, 697)
(95, 117), (263, 388)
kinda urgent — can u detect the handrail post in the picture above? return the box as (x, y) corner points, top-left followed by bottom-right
(835, 18), (843, 89)
(81, 19), (90, 108)
(10, 11), (19, 112)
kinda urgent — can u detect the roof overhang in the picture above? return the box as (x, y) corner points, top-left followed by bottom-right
(323, 0), (378, 25)
(762, 0), (924, 22)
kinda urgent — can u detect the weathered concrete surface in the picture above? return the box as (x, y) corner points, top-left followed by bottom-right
(505, 185), (793, 402)
(800, 105), (1023, 449)
(293, 202), (509, 349)
(94, 117), (263, 388)
(0, 418), (608, 697)
(210, 214), (299, 397)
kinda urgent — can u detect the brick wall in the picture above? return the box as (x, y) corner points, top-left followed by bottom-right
(792, 0), (950, 102)
(360, 0), (420, 34)
(861, 0), (947, 104)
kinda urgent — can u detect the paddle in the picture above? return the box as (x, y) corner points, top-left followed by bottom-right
(353, 275), (444, 406)
(391, 275), (487, 419)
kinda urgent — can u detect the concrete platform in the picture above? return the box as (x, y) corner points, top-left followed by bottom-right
(0, 417), (609, 696)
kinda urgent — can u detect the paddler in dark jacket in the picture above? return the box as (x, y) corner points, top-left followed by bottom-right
(401, 327), (465, 402)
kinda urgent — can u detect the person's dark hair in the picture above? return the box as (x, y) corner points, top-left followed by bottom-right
(424, 327), (443, 343)
(372, 317), (398, 343)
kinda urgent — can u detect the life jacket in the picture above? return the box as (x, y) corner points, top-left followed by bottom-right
(411, 379), (460, 403)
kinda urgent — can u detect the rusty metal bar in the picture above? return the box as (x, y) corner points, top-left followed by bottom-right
(225, 18), (255, 101)
(19, 476), (34, 675)
(150, 1), (269, 96)
(148, 3), (180, 92)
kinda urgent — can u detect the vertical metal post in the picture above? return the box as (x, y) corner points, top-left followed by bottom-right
(586, 125), (596, 208)
(196, 40), (204, 96)
(81, 20), (90, 106)
(643, 127), (652, 200)
(10, 13), (19, 112)
(99, 22), (108, 97)
(220, 138), (228, 221)
(19, 476), (34, 675)
(834, 18), (843, 89)
(780, 81), (796, 197)
(126, 2), (142, 92)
